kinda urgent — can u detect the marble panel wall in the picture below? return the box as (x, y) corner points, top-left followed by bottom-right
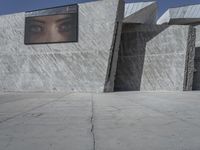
(115, 24), (195, 91)
(0, 0), (124, 92)
(193, 25), (200, 90)
(124, 2), (157, 24)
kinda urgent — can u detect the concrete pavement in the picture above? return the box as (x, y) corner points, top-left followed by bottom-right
(0, 91), (200, 150)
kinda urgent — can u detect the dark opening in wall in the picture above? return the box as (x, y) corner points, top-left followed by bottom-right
(114, 24), (169, 91)
(193, 47), (200, 90)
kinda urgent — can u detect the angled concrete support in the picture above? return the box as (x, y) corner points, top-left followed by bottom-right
(157, 4), (200, 25)
(124, 1), (157, 24)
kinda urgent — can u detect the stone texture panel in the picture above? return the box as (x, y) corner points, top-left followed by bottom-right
(0, 0), (123, 92)
(193, 47), (200, 90)
(124, 2), (155, 18)
(124, 2), (157, 24)
(157, 4), (200, 25)
(193, 25), (200, 90)
(104, 0), (124, 92)
(115, 24), (195, 91)
(195, 25), (200, 47)
(183, 26), (196, 91)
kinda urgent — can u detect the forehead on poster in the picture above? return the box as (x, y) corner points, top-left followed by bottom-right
(25, 5), (78, 17)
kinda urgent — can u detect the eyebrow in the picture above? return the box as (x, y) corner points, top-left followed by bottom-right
(56, 17), (72, 23)
(28, 19), (45, 24)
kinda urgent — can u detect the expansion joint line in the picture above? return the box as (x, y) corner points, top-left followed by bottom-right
(91, 95), (96, 150)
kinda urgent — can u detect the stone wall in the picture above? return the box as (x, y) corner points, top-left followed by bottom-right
(193, 25), (200, 90)
(0, 0), (124, 92)
(115, 24), (195, 91)
(124, 2), (157, 24)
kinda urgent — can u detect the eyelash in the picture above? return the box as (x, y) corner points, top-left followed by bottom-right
(58, 21), (73, 32)
(27, 20), (73, 34)
(28, 24), (44, 33)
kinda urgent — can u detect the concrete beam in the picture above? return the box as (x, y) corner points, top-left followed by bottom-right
(124, 1), (157, 24)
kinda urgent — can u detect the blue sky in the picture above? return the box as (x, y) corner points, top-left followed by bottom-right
(0, 0), (200, 17)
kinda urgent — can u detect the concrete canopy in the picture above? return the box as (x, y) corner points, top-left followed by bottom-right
(157, 4), (200, 25)
(124, 1), (157, 24)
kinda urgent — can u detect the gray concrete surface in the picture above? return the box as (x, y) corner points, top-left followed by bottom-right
(0, 0), (123, 92)
(193, 26), (200, 90)
(115, 24), (195, 91)
(124, 1), (157, 24)
(0, 91), (200, 150)
(157, 4), (200, 25)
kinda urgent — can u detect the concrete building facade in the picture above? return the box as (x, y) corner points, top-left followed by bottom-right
(0, 0), (199, 92)
(115, 24), (195, 91)
(157, 4), (200, 90)
(0, 0), (124, 92)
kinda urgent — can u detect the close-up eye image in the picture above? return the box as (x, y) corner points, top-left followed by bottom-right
(28, 23), (44, 34)
(24, 5), (78, 44)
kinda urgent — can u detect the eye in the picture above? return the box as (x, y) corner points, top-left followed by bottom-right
(58, 22), (72, 32)
(28, 25), (43, 33)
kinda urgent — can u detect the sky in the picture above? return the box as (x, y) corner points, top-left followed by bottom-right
(0, 0), (200, 17)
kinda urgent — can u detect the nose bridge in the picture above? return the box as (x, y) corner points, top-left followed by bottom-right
(46, 23), (57, 42)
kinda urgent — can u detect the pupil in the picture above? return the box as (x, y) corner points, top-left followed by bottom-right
(29, 25), (42, 33)
(59, 23), (71, 32)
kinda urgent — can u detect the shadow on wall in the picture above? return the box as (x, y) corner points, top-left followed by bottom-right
(193, 47), (200, 90)
(114, 23), (169, 91)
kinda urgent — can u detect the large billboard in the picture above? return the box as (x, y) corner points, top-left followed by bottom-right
(24, 4), (78, 44)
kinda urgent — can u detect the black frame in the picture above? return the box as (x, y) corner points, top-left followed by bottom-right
(24, 4), (79, 45)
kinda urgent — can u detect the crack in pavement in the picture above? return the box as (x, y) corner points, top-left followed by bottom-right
(90, 95), (96, 150)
